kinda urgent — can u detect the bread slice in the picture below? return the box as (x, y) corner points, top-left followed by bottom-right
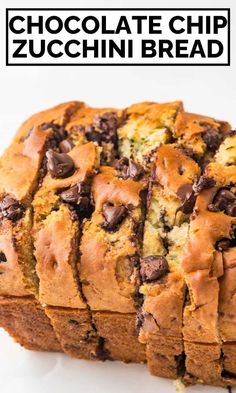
(32, 106), (123, 359)
(0, 101), (83, 349)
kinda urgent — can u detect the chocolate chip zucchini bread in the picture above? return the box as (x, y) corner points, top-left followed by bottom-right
(0, 100), (236, 388)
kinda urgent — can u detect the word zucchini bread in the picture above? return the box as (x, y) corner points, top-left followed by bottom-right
(0, 100), (235, 387)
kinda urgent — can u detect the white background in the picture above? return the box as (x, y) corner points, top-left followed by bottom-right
(0, 0), (235, 392)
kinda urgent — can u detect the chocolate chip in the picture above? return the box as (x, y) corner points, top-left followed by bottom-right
(193, 176), (216, 193)
(59, 139), (74, 153)
(208, 188), (236, 215)
(140, 255), (169, 282)
(41, 123), (67, 142)
(113, 157), (129, 170)
(0, 252), (7, 263)
(202, 129), (222, 151)
(176, 184), (196, 214)
(0, 196), (24, 221)
(76, 196), (93, 220)
(226, 202), (236, 217)
(60, 185), (80, 204)
(60, 182), (90, 204)
(128, 161), (145, 180)
(177, 146), (195, 159)
(68, 319), (80, 326)
(102, 204), (128, 232)
(216, 239), (231, 251)
(94, 112), (119, 133)
(114, 158), (145, 181)
(135, 310), (144, 332)
(225, 129), (236, 137)
(128, 254), (140, 270)
(96, 337), (112, 361)
(46, 149), (75, 178)
(85, 126), (103, 144)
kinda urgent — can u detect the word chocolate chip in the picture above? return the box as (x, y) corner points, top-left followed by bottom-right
(0, 196), (24, 221)
(202, 128), (222, 151)
(176, 184), (196, 214)
(208, 188), (236, 216)
(140, 255), (169, 282)
(193, 176), (216, 193)
(102, 204), (128, 231)
(59, 139), (74, 153)
(46, 149), (75, 178)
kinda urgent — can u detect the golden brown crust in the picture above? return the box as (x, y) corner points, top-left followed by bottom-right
(92, 166), (144, 209)
(0, 126), (53, 204)
(14, 101), (83, 143)
(154, 144), (200, 195)
(125, 101), (183, 129)
(174, 111), (231, 155)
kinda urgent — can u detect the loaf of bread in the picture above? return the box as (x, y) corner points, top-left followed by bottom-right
(0, 101), (235, 387)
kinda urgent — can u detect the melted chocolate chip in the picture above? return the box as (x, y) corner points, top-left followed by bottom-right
(94, 112), (119, 133)
(135, 310), (144, 332)
(128, 161), (145, 180)
(60, 182), (90, 204)
(140, 255), (169, 283)
(41, 123), (67, 142)
(226, 202), (236, 217)
(0, 196), (24, 221)
(0, 252), (7, 263)
(60, 185), (80, 204)
(59, 139), (74, 153)
(85, 126), (103, 144)
(114, 158), (145, 181)
(102, 204), (128, 232)
(208, 188), (236, 216)
(193, 176), (216, 193)
(202, 128), (222, 151)
(96, 337), (112, 361)
(68, 319), (80, 326)
(226, 129), (236, 137)
(129, 254), (140, 268)
(46, 150), (75, 178)
(176, 184), (196, 214)
(113, 157), (129, 170)
(177, 146), (195, 159)
(75, 196), (93, 220)
(216, 239), (231, 251)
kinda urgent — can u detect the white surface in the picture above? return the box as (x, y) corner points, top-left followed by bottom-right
(0, 0), (235, 392)
(0, 329), (225, 393)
